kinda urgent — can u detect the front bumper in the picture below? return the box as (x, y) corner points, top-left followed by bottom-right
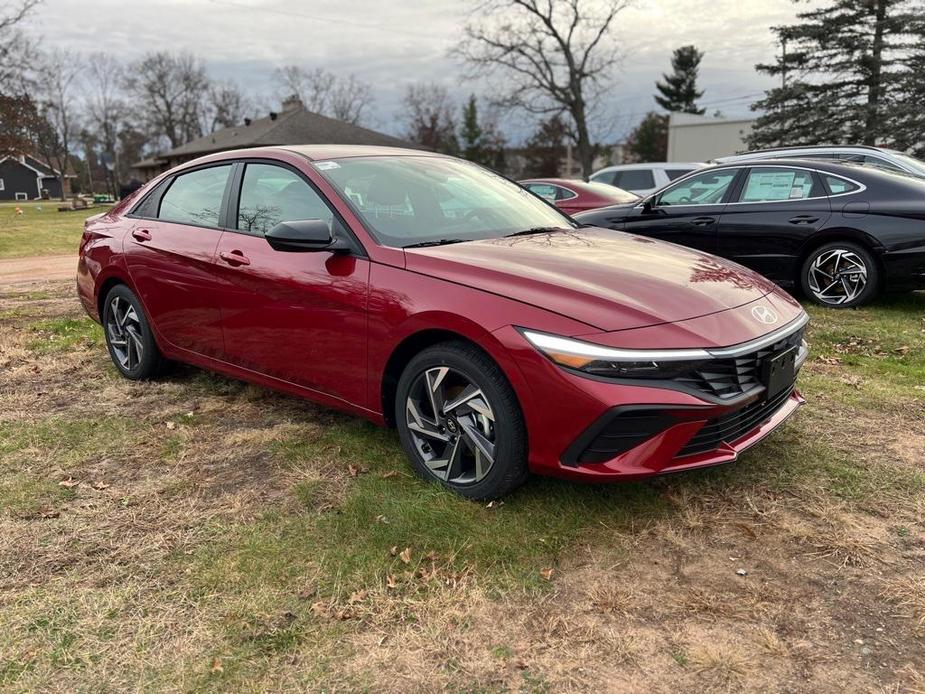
(494, 307), (808, 482)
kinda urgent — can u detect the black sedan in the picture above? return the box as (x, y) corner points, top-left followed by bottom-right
(574, 159), (925, 307)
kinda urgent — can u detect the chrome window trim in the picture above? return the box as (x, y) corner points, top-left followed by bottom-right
(634, 164), (866, 209)
(706, 312), (809, 357)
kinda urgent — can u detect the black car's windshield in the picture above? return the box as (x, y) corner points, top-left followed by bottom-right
(314, 155), (576, 248)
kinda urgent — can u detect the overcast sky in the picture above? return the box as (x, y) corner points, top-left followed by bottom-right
(26, 0), (821, 143)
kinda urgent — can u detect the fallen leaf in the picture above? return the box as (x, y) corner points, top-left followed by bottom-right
(165, 421), (177, 430)
(90, 480), (110, 490)
(486, 500), (504, 509)
(399, 547), (412, 564)
(540, 567), (555, 581)
(39, 507), (60, 519)
(389, 545), (398, 557)
(311, 601), (330, 618)
(375, 514), (389, 524)
(58, 478), (79, 489)
(386, 574), (398, 589)
(210, 658), (223, 674)
(381, 470), (398, 479)
(348, 464), (359, 478)
(348, 589), (367, 604)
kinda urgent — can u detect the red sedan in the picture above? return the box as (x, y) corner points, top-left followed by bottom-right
(78, 146), (807, 499)
(519, 177), (639, 214)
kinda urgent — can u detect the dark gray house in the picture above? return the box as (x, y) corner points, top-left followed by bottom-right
(132, 97), (415, 182)
(0, 154), (74, 201)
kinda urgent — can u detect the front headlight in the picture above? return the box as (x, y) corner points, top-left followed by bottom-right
(520, 330), (713, 380)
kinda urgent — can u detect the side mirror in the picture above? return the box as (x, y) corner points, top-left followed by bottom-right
(265, 219), (346, 253)
(642, 198), (655, 213)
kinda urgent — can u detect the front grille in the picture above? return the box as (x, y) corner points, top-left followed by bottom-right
(674, 327), (804, 400)
(677, 384), (795, 457)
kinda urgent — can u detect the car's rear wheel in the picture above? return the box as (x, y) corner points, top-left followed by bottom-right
(800, 241), (879, 308)
(102, 284), (163, 379)
(395, 341), (528, 500)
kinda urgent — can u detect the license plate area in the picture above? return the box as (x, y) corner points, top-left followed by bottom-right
(761, 346), (797, 398)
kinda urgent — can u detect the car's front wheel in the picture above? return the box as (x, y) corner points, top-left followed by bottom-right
(395, 341), (528, 500)
(800, 241), (879, 308)
(102, 284), (163, 379)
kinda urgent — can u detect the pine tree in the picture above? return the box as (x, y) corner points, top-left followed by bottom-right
(461, 95), (484, 164)
(655, 45), (705, 114)
(748, 0), (924, 149)
(625, 112), (668, 162)
(523, 116), (567, 177)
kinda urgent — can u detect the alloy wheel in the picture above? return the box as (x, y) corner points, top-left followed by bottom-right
(106, 296), (144, 371)
(404, 366), (496, 485)
(807, 248), (868, 305)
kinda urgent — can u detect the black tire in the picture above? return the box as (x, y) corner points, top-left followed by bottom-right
(800, 241), (879, 308)
(395, 341), (528, 500)
(101, 284), (164, 379)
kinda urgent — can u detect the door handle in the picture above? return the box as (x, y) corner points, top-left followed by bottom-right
(789, 215), (819, 225)
(219, 250), (251, 266)
(132, 228), (152, 241)
(691, 217), (715, 226)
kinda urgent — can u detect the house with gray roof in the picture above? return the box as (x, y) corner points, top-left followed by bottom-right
(132, 97), (415, 181)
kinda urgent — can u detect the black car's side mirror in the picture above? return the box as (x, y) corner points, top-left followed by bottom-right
(265, 219), (348, 253)
(641, 198), (655, 213)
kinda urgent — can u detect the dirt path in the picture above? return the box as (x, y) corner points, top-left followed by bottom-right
(0, 254), (76, 284)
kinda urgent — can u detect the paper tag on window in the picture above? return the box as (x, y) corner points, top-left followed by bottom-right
(314, 161), (340, 170)
(789, 187), (805, 198)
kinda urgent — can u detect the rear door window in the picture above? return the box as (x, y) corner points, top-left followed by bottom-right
(665, 168), (694, 181)
(739, 167), (817, 202)
(158, 165), (232, 228)
(614, 169), (655, 190)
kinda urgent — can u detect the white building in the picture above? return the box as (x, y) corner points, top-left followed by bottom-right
(667, 112), (755, 163)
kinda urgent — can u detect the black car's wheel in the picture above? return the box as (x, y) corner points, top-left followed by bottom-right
(800, 241), (879, 308)
(395, 341), (528, 500)
(102, 284), (163, 379)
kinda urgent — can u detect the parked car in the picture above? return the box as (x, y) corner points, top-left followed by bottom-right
(574, 159), (925, 307)
(590, 162), (705, 195)
(519, 178), (639, 214)
(712, 145), (925, 178)
(79, 145), (808, 499)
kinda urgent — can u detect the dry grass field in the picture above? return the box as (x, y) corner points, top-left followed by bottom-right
(1, 276), (923, 691)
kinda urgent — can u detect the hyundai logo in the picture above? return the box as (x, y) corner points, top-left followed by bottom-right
(751, 305), (778, 324)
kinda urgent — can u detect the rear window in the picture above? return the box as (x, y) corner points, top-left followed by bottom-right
(614, 169), (655, 190)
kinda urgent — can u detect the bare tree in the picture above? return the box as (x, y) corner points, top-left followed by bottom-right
(125, 51), (210, 149)
(34, 49), (82, 200)
(85, 52), (126, 196)
(401, 84), (458, 154)
(207, 80), (250, 131)
(0, 0), (41, 91)
(273, 65), (372, 124)
(456, 0), (628, 178)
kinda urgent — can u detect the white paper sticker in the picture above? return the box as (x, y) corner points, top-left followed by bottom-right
(314, 161), (340, 170)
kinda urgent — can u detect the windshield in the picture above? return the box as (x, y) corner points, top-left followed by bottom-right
(313, 156), (575, 248)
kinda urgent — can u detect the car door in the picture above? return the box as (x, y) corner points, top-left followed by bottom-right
(716, 166), (832, 284)
(211, 161), (370, 407)
(621, 167), (741, 254)
(123, 164), (232, 358)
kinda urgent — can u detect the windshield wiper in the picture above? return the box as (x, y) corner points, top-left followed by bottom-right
(403, 238), (470, 248)
(504, 226), (572, 238)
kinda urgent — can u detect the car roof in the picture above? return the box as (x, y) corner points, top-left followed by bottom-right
(594, 162), (703, 171)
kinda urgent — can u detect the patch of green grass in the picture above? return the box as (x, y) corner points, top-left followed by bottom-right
(0, 473), (75, 518)
(27, 317), (103, 354)
(0, 416), (134, 471)
(0, 203), (110, 259)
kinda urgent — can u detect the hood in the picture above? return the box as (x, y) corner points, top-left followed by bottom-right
(403, 228), (782, 332)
